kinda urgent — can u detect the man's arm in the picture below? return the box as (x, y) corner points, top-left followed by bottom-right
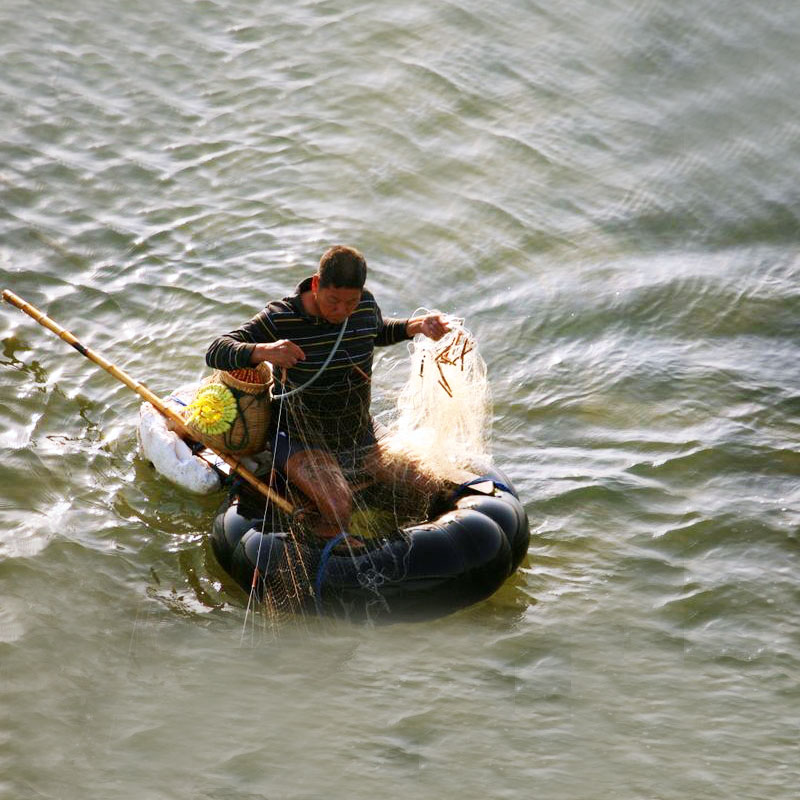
(206, 307), (307, 370)
(374, 316), (412, 347)
(206, 308), (278, 370)
(374, 304), (450, 347)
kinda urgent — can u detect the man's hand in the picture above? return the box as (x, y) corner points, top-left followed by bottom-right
(251, 339), (306, 368)
(406, 314), (451, 341)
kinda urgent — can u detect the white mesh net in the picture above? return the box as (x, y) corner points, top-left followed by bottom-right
(382, 314), (492, 481)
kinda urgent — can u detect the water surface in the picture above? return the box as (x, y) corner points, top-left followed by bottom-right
(1, 1), (799, 798)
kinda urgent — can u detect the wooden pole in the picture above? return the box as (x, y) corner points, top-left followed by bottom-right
(1, 289), (293, 513)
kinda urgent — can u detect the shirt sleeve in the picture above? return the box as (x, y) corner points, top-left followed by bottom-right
(205, 308), (279, 370)
(374, 301), (411, 347)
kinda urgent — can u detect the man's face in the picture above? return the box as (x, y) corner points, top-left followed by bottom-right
(313, 278), (362, 324)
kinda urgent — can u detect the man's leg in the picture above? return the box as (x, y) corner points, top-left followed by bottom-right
(284, 448), (352, 537)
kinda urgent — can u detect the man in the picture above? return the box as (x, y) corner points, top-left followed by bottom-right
(206, 245), (450, 538)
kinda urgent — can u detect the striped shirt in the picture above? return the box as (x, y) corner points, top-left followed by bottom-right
(205, 277), (410, 450)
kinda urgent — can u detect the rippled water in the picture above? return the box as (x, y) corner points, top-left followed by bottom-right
(2, 1), (799, 798)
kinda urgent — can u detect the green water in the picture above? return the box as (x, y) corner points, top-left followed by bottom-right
(1, 1), (799, 798)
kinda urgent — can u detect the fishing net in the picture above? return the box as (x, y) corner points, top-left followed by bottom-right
(231, 316), (493, 628)
(382, 314), (493, 479)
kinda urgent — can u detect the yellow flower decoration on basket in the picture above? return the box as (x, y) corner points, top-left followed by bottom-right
(185, 384), (238, 435)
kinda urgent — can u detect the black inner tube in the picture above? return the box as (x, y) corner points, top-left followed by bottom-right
(210, 468), (530, 622)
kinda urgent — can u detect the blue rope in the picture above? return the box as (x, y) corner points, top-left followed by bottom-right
(314, 532), (348, 615)
(454, 477), (513, 497)
(272, 317), (349, 399)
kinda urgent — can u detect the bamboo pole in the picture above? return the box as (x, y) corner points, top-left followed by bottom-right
(1, 289), (293, 513)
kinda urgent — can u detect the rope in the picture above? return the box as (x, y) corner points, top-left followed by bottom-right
(222, 387), (257, 452)
(272, 317), (349, 399)
(241, 391), (286, 638)
(314, 532), (349, 615)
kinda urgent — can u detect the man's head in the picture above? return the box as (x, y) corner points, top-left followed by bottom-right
(317, 245), (367, 289)
(311, 245), (366, 323)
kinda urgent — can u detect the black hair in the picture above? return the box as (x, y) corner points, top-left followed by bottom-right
(318, 245), (367, 289)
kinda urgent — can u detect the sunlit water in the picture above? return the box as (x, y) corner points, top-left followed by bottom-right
(1, 1), (799, 798)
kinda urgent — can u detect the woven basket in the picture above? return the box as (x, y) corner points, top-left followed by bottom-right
(183, 363), (273, 455)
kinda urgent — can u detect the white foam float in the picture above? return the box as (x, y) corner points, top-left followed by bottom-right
(137, 391), (224, 494)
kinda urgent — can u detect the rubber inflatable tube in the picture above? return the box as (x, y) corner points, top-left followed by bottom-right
(210, 470), (530, 621)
